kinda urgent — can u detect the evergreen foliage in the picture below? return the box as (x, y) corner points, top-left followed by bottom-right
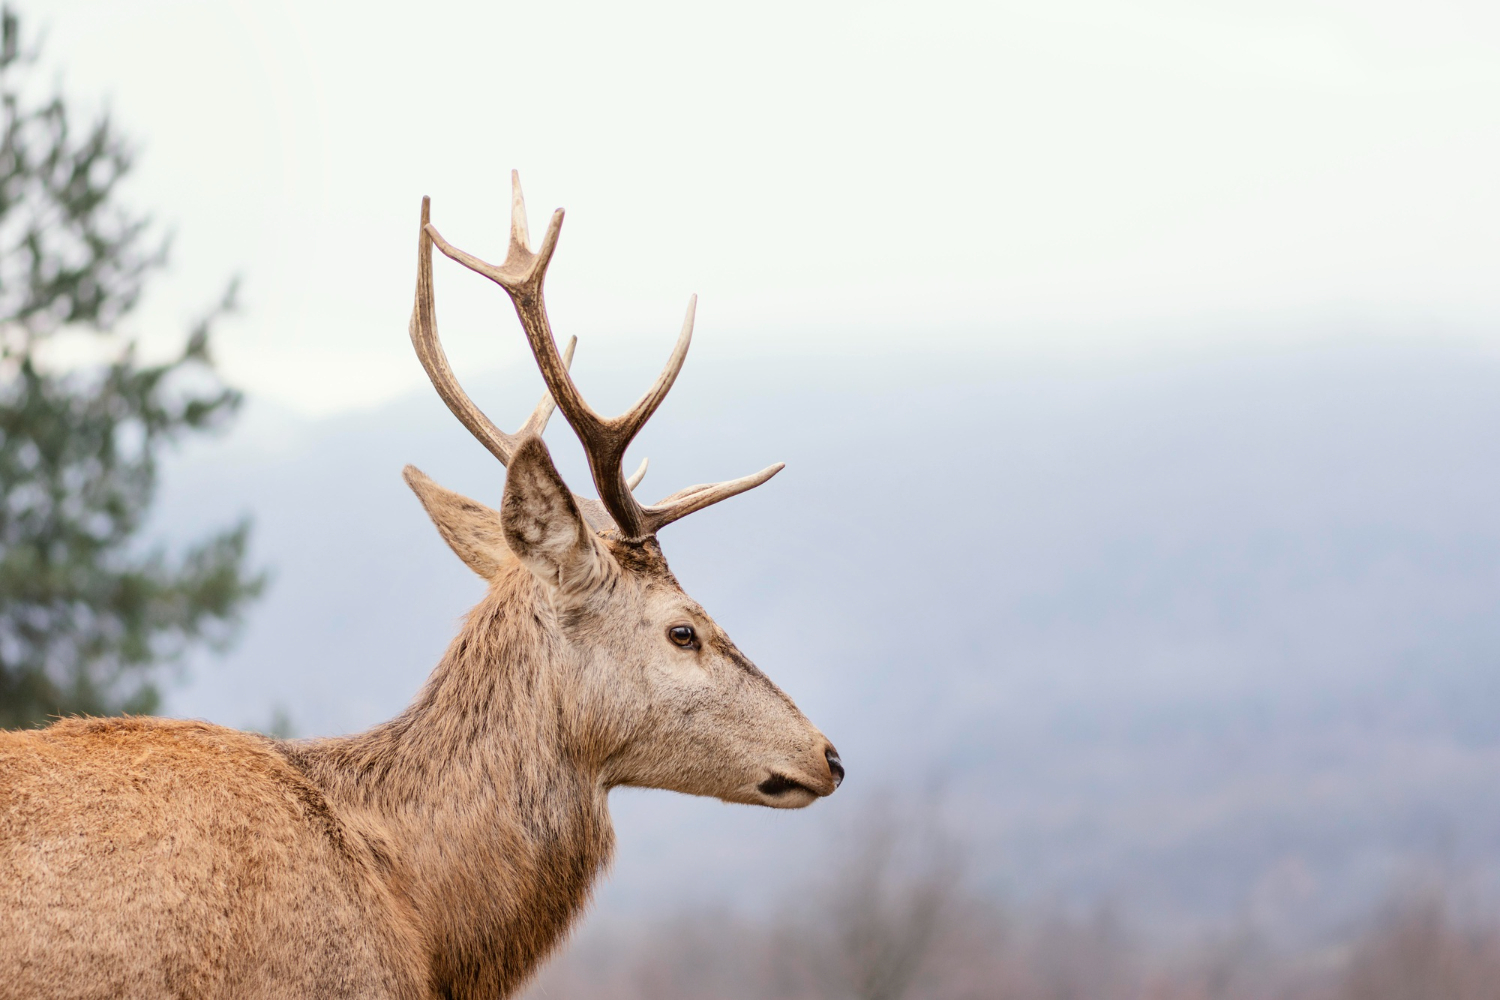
(0, 7), (262, 727)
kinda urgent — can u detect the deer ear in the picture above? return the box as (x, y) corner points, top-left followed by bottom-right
(501, 436), (606, 595)
(404, 466), (513, 580)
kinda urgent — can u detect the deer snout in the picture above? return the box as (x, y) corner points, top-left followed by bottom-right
(753, 741), (845, 807)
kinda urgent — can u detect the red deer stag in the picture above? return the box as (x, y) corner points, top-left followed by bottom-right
(0, 173), (843, 999)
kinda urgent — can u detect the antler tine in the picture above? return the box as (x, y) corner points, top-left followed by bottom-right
(411, 196), (520, 465)
(507, 168), (531, 259)
(642, 462), (786, 534)
(616, 296), (695, 442)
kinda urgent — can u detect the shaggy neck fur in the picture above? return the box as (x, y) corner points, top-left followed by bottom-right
(289, 560), (614, 1000)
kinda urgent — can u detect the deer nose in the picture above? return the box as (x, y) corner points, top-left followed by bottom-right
(825, 746), (845, 789)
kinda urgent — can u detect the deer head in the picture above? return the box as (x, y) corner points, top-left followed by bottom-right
(404, 173), (843, 807)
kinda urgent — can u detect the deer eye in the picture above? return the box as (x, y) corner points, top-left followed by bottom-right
(668, 625), (697, 649)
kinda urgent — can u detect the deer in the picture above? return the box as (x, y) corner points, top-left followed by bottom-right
(0, 173), (843, 1000)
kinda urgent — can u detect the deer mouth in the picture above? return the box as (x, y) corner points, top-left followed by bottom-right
(756, 772), (824, 806)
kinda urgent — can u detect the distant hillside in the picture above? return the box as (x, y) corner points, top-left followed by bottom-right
(154, 335), (1500, 943)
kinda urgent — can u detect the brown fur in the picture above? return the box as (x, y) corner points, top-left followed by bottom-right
(0, 437), (838, 999)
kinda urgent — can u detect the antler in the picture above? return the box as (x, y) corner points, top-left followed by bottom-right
(416, 172), (782, 543)
(412, 198), (623, 530)
(411, 197), (576, 462)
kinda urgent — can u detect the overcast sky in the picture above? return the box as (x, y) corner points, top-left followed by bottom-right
(22, 0), (1500, 415)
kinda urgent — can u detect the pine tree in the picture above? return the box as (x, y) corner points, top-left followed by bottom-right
(0, 7), (263, 727)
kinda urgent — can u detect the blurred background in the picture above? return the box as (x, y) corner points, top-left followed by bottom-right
(5, 1), (1500, 996)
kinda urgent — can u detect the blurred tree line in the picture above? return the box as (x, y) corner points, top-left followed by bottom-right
(0, 6), (261, 727)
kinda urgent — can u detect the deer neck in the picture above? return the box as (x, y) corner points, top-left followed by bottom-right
(296, 564), (613, 999)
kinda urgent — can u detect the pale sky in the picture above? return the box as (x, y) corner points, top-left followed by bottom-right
(23, 0), (1500, 414)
